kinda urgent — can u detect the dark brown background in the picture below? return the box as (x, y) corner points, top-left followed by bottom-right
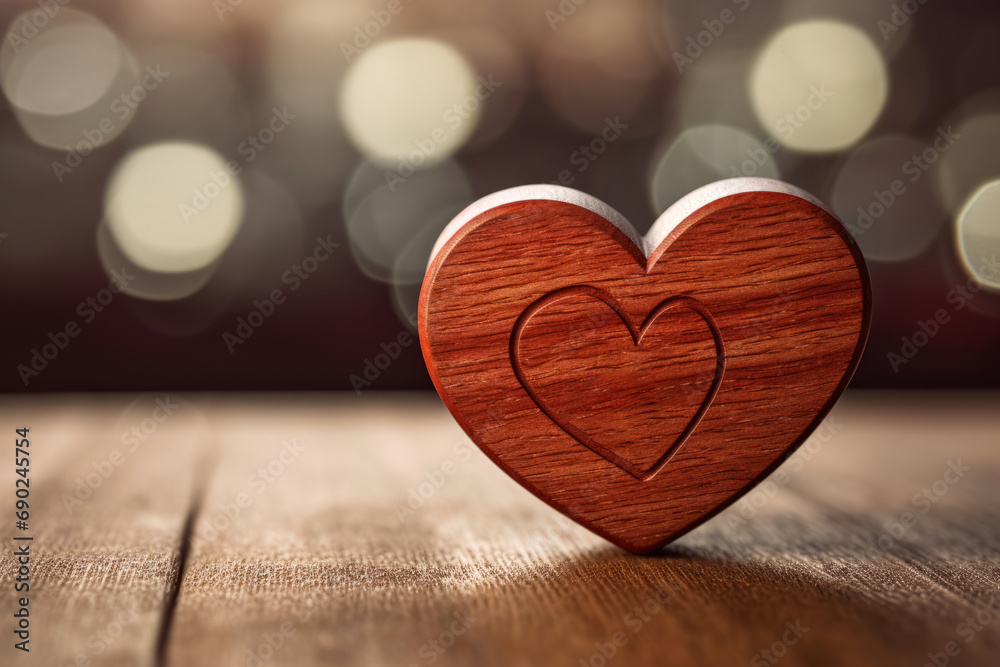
(2, 0), (999, 392)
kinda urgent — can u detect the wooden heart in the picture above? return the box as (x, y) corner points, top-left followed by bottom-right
(418, 179), (870, 554)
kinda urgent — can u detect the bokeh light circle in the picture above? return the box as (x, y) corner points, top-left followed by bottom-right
(104, 142), (245, 274)
(343, 158), (472, 284)
(650, 124), (779, 214)
(831, 135), (946, 262)
(1, 9), (121, 115)
(0, 8), (138, 150)
(750, 20), (888, 153)
(937, 112), (1000, 216)
(956, 180), (1000, 292)
(96, 219), (217, 302)
(339, 38), (480, 168)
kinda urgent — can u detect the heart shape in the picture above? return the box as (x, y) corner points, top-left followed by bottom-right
(418, 178), (870, 553)
(512, 287), (724, 481)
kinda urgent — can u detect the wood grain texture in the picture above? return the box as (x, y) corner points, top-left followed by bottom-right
(419, 184), (871, 553)
(1, 392), (999, 667)
(0, 394), (210, 667)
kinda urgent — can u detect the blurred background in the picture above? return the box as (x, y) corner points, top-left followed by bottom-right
(1, 0), (998, 392)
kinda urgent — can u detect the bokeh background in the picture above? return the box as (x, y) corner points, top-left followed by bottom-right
(1, 0), (998, 392)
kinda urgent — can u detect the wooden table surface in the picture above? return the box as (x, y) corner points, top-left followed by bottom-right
(2, 391), (998, 667)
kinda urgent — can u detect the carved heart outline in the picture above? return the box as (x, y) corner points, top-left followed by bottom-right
(510, 285), (726, 481)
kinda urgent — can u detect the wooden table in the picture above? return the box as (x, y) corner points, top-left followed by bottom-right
(2, 392), (998, 667)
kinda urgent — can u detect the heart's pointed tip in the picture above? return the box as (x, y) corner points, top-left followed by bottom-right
(614, 537), (670, 556)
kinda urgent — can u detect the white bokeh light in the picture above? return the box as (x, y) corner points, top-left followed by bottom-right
(96, 219), (217, 302)
(0, 8), (138, 150)
(104, 142), (244, 274)
(650, 124), (779, 214)
(2, 9), (120, 114)
(956, 180), (1000, 292)
(750, 20), (888, 153)
(339, 38), (480, 168)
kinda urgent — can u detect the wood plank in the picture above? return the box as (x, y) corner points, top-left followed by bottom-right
(164, 391), (1000, 667)
(0, 394), (210, 667)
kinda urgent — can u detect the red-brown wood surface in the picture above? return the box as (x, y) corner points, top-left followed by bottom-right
(419, 189), (871, 553)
